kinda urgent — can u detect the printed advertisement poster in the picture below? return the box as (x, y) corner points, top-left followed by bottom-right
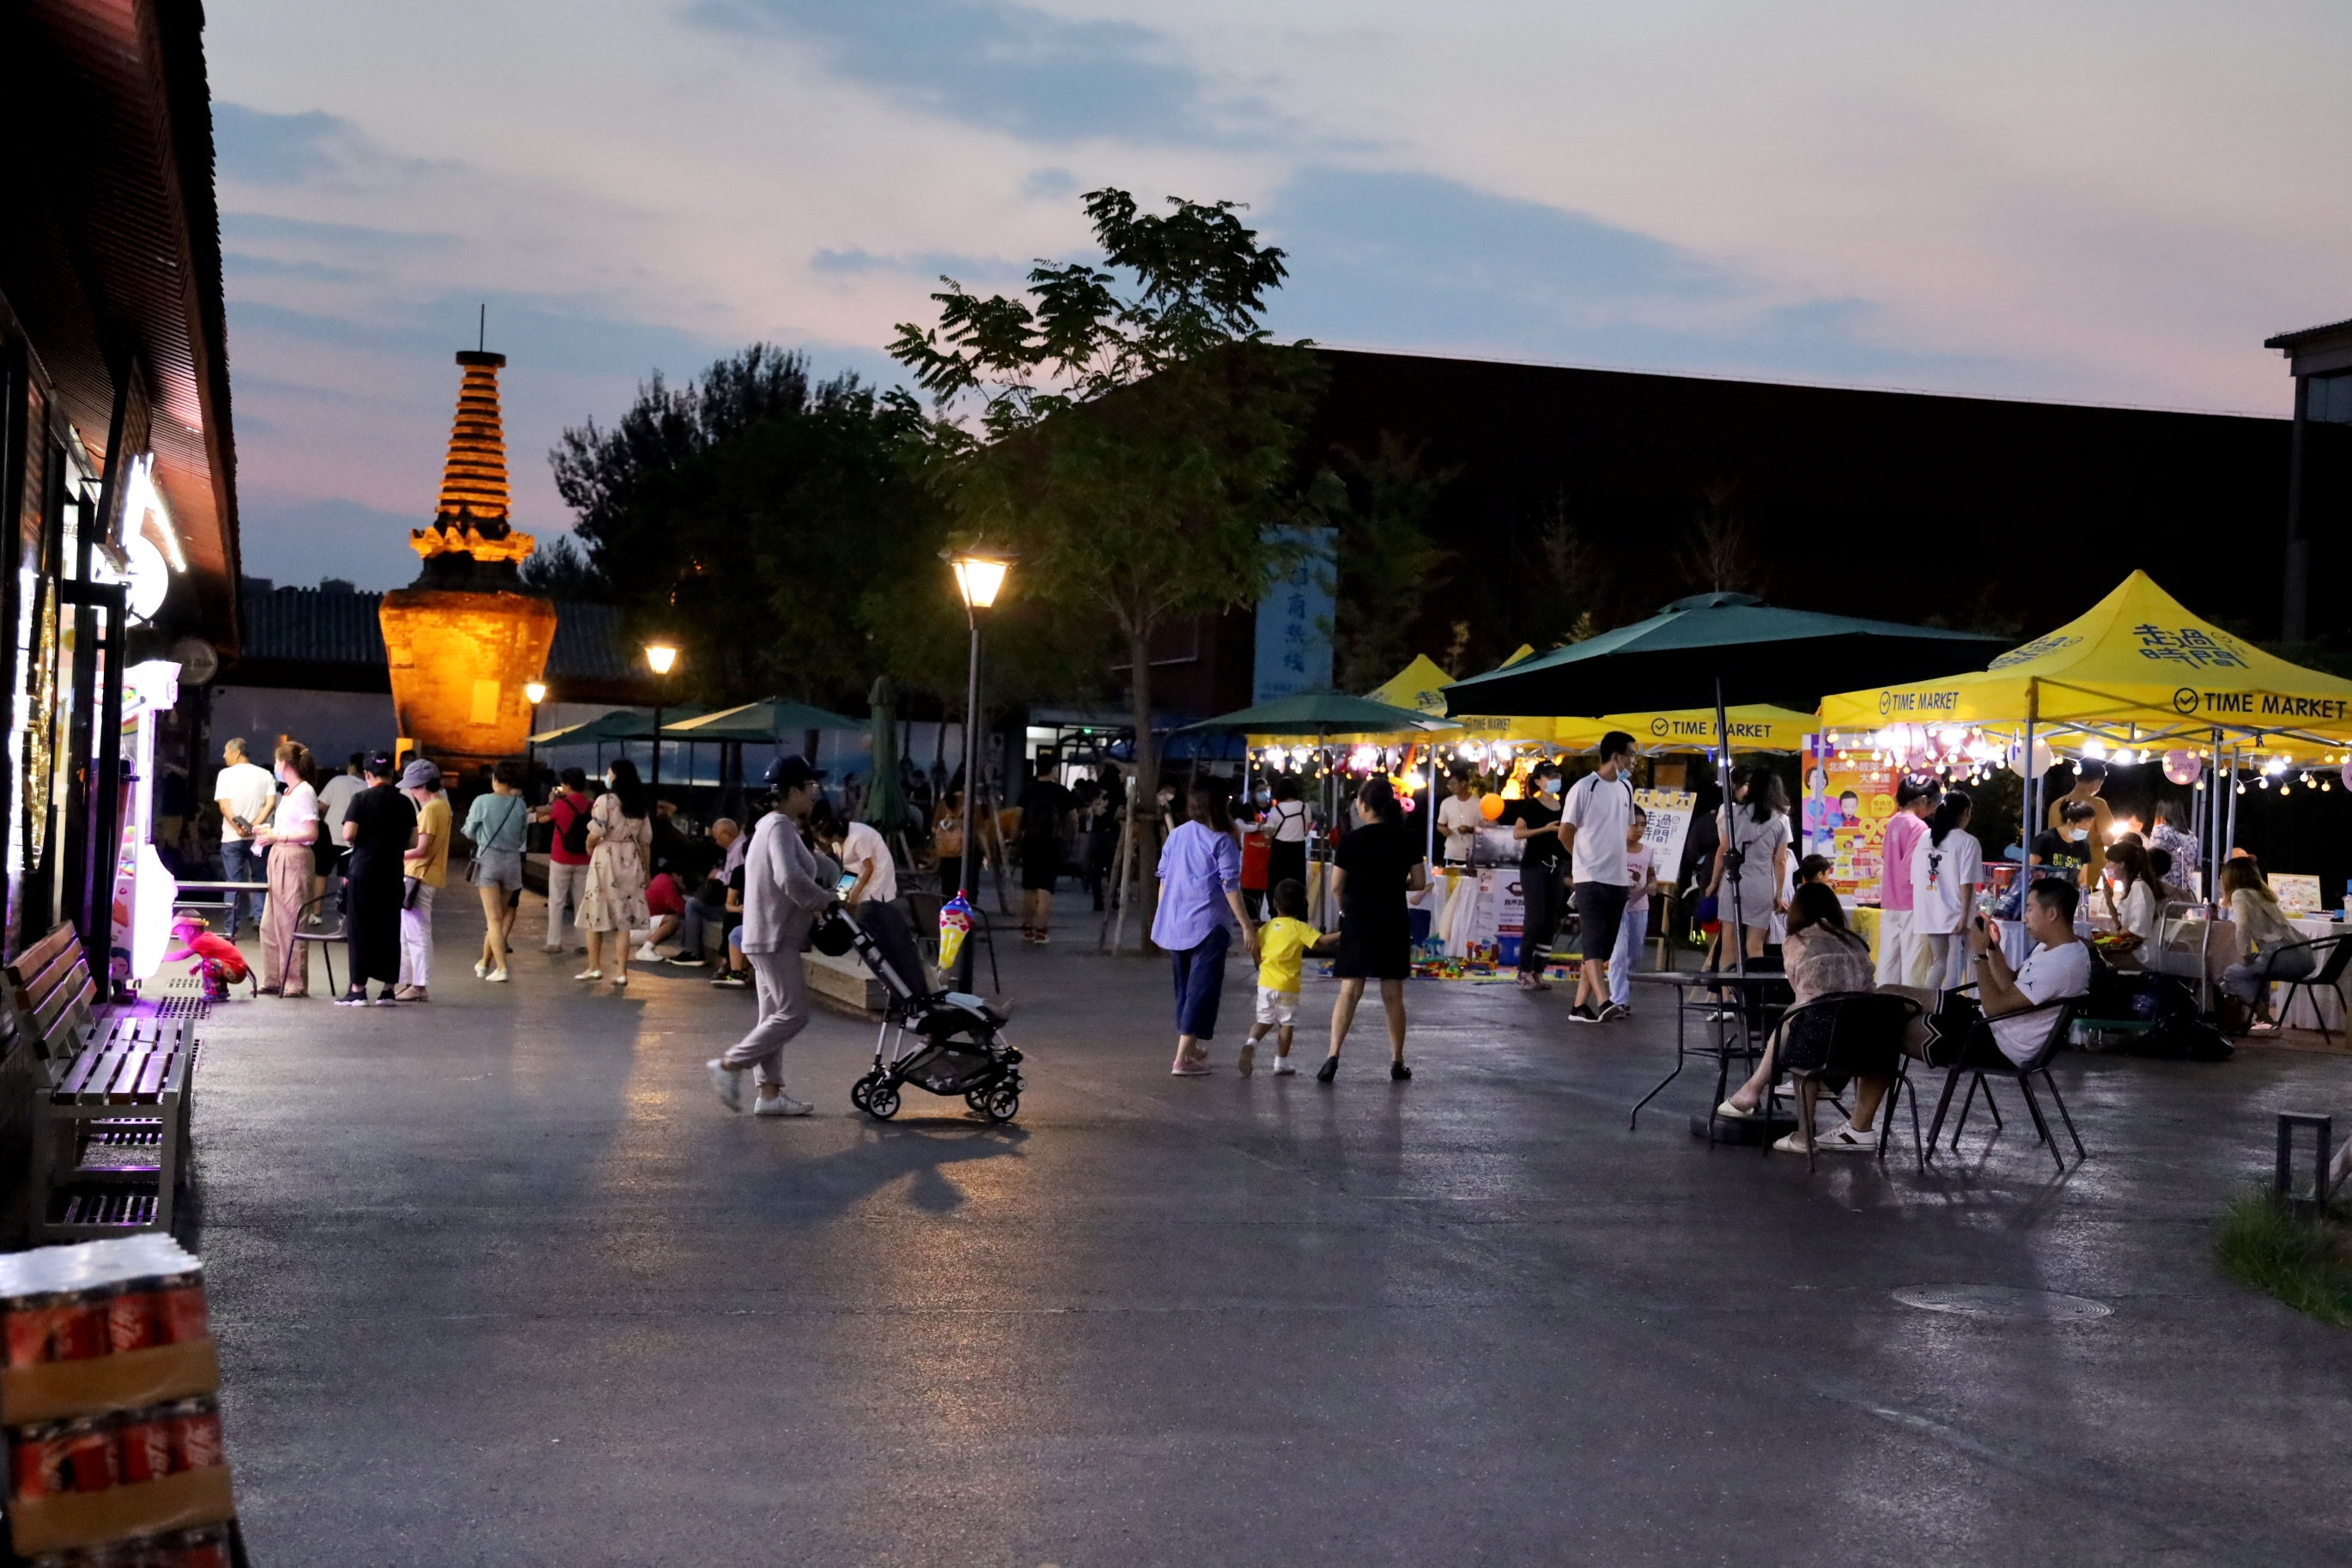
(1803, 741), (1898, 903)
(1633, 788), (1695, 888)
(1440, 867), (1525, 958)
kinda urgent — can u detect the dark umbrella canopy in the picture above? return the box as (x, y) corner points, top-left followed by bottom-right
(660, 699), (862, 741)
(1174, 691), (1453, 736)
(1441, 593), (2006, 718)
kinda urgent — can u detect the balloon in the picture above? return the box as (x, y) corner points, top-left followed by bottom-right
(1480, 793), (1506, 821)
(2340, 758), (2352, 790)
(2164, 750), (2202, 787)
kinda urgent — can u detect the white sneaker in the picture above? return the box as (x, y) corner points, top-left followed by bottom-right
(473, 961), (488, 979)
(707, 1059), (744, 1113)
(1817, 1123), (1878, 1152)
(486, 969), (510, 983)
(1272, 1056), (1297, 1076)
(634, 943), (661, 963)
(754, 1091), (814, 1117)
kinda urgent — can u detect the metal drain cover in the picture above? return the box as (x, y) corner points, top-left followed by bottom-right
(1893, 1285), (2111, 1322)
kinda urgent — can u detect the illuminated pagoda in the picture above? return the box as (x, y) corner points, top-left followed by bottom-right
(378, 349), (557, 773)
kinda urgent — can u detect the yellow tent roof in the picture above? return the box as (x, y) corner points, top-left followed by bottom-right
(1819, 571), (2352, 751)
(1556, 705), (1819, 754)
(1365, 654), (1456, 716)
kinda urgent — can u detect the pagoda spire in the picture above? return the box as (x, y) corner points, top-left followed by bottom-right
(412, 349), (531, 566)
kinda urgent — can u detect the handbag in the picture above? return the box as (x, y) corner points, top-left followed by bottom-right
(402, 876), (422, 910)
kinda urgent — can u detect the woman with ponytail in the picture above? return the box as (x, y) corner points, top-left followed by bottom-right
(1910, 787), (1983, 990)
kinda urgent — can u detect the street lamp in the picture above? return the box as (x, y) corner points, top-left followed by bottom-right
(524, 681), (548, 779)
(644, 642), (678, 793)
(946, 547), (1011, 989)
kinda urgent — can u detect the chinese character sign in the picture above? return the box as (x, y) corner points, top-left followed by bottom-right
(1254, 527), (1336, 702)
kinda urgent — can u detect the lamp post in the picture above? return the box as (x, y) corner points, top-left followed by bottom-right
(644, 642), (678, 793)
(947, 548), (1010, 989)
(524, 680), (548, 781)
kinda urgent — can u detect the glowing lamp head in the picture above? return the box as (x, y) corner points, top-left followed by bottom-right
(524, 681), (548, 707)
(948, 550), (1011, 609)
(644, 642), (679, 677)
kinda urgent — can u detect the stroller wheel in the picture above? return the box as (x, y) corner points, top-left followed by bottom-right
(982, 1085), (1019, 1123)
(866, 1082), (902, 1121)
(850, 1073), (876, 1112)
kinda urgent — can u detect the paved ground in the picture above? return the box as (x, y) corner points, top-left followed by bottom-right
(186, 890), (2352, 1566)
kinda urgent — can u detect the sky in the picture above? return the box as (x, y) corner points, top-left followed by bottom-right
(204, 0), (2352, 591)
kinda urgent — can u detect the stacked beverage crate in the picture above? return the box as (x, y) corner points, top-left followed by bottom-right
(0, 1237), (240, 1565)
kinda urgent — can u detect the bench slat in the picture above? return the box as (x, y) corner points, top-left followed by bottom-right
(56, 1046), (107, 1098)
(5, 922), (80, 990)
(76, 1048), (129, 1104)
(133, 1048), (169, 1098)
(31, 964), (94, 1040)
(16, 942), (82, 1013)
(105, 1048), (155, 1102)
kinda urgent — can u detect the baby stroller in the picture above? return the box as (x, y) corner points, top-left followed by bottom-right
(812, 899), (1024, 1122)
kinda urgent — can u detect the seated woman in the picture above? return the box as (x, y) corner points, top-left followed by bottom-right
(2100, 838), (2161, 965)
(2219, 857), (2307, 1034)
(1722, 877), (2092, 1154)
(1715, 882), (1875, 1129)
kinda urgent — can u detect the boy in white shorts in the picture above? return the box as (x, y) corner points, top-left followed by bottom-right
(1240, 878), (1334, 1078)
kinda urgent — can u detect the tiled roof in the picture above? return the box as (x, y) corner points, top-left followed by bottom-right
(238, 582), (629, 682)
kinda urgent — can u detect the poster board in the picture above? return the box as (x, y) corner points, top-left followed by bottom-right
(1803, 740), (1898, 903)
(1633, 788), (1694, 888)
(1440, 866), (1525, 959)
(2271, 873), (2323, 918)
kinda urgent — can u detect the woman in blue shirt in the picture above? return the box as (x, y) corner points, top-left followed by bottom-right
(1154, 780), (1257, 1075)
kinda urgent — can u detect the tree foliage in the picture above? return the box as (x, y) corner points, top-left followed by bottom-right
(889, 188), (1325, 909)
(1326, 435), (1455, 691)
(548, 347), (949, 705)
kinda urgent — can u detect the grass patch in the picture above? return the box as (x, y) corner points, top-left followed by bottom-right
(2216, 1191), (2352, 1328)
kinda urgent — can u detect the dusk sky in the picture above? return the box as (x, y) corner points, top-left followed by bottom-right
(207, 1), (2352, 591)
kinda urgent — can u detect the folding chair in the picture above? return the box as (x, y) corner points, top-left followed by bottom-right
(289, 892), (349, 997)
(2264, 934), (2352, 1042)
(1760, 991), (1925, 1171)
(1926, 997), (2085, 1172)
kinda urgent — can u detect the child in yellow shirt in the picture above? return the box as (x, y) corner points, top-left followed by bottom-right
(1242, 879), (1334, 1078)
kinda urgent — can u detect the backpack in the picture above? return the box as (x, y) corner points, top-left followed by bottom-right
(556, 797), (592, 858)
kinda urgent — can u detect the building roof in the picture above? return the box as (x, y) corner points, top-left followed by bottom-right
(2264, 317), (2352, 380)
(0, 0), (240, 647)
(231, 582), (646, 697)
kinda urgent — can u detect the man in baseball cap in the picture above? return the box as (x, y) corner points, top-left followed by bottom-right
(709, 754), (831, 1116)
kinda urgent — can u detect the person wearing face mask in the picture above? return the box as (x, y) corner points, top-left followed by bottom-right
(1509, 760), (1570, 993)
(255, 741), (320, 997)
(2030, 799), (2099, 888)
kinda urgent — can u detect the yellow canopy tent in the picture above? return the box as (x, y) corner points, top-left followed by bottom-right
(1820, 571), (2352, 756)
(1360, 653), (1552, 745)
(1818, 570), (2352, 895)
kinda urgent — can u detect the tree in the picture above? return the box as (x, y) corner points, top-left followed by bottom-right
(890, 187), (1326, 928)
(548, 347), (949, 706)
(518, 533), (607, 599)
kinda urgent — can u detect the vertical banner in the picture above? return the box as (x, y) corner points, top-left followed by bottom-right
(1803, 738), (1897, 901)
(1253, 527), (1336, 703)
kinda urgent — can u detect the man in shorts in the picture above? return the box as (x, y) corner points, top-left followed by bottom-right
(1559, 731), (1638, 1024)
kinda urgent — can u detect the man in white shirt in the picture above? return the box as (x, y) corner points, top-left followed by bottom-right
(1436, 766), (1485, 866)
(1825, 876), (2092, 1154)
(213, 738), (277, 938)
(709, 757), (833, 1117)
(833, 817), (897, 908)
(1559, 731), (1638, 1024)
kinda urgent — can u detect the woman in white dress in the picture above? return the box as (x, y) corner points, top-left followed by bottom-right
(576, 757), (653, 987)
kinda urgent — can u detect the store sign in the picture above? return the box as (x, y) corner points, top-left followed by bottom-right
(1634, 788), (1695, 887)
(1253, 527), (1335, 703)
(1803, 739), (1896, 902)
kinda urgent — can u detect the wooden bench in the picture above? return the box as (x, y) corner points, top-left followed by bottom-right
(5, 923), (196, 1239)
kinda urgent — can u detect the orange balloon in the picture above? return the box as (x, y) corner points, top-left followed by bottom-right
(1480, 792), (1506, 821)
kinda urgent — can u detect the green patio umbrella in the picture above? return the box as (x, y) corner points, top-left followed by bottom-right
(659, 698), (862, 742)
(1173, 691), (1456, 737)
(1440, 593), (2003, 720)
(527, 707), (714, 745)
(862, 676), (912, 834)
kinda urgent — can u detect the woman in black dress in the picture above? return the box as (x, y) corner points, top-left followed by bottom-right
(1320, 777), (1429, 1083)
(336, 751), (418, 1006)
